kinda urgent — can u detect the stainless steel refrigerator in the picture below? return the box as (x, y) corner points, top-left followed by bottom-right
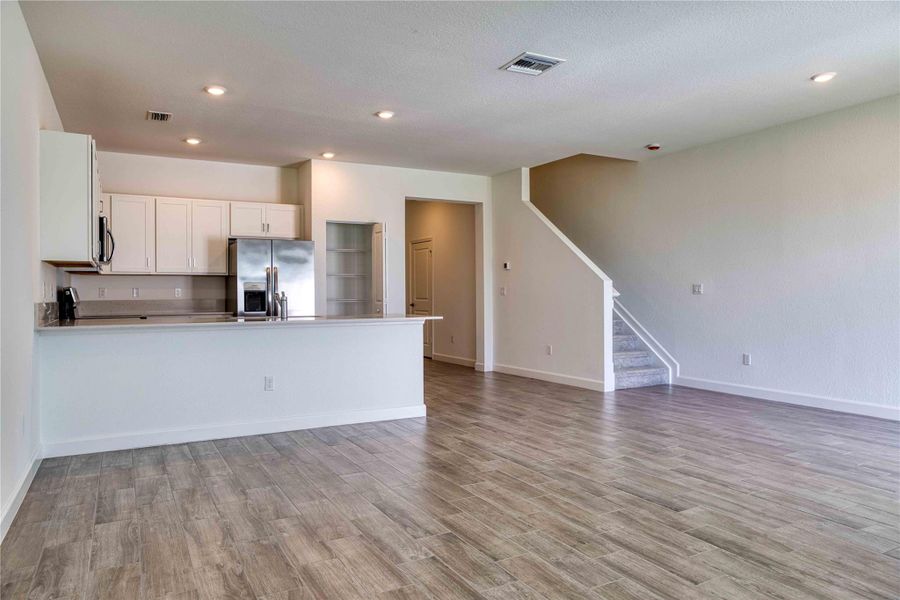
(227, 239), (315, 317)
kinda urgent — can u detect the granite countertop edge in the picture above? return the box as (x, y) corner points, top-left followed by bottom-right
(37, 313), (442, 333)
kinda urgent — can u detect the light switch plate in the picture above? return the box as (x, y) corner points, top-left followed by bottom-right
(500, 287), (507, 296)
(742, 353), (752, 366)
(692, 283), (704, 295)
(503, 262), (511, 271)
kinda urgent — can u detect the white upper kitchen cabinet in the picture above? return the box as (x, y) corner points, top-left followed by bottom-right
(191, 200), (229, 274)
(266, 204), (302, 239)
(109, 194), (155, 273)
(40, 131), (101, 266)
(230, 202), (266, 237)
(230, 202), (302, 239)
(155, 198), (191, 273)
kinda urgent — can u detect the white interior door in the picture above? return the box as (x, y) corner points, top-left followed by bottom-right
(191, 200), (229, 274)
(409, 239), (433, 358)
(155, 198), (191, 273)
(372, 223), (385, 314)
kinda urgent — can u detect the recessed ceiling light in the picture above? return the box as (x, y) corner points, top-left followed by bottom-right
(204, 85), (227, 96)
(645, 143), (661, 151)
(810, 72), (836, 83)
(375, 110), (394, 119)
(184, 137), (202, 145)
(321, 152), (335, 159)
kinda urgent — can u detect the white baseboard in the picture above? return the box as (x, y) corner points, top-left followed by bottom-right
(494, 364), (605, 392)
(676, 376), (899, 421)
(1, 451), (42, 543)
(42, 405), (427, 457)
(433, 353), (476, 368)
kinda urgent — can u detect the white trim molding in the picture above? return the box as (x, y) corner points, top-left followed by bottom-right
(432, 353), (476, 368)
(494, 364), (606, 392)
(42, 405), (427, 458)
(1, 451), (42, 542)
(676, 376), (899, 421)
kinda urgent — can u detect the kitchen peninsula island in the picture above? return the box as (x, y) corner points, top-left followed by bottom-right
(37, 314), (439, 457)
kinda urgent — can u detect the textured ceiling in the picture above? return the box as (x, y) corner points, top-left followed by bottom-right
(21, 1), (900, 175)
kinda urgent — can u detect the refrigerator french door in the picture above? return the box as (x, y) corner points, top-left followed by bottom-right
(227, 238), (315, 317)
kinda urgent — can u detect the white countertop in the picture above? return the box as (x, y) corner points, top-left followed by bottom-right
(37, 313), (441, 334)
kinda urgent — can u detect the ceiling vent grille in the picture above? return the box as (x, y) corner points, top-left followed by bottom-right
(146, 110), (173, 122)
(500, 52), (565, 76)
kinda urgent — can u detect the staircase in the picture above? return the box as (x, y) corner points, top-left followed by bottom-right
(613, 315), (669, 389)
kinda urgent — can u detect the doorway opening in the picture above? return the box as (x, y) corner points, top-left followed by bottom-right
(325, 221), (385, 316)
(406, 200), (476, 366)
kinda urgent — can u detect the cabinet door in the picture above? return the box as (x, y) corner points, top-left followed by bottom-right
(191, 200), (229, 274)
(266, 204), (301, 239)
(110, 195), (154, 273)
(230, 202), (266, 237)
(155, 198), (191, 273)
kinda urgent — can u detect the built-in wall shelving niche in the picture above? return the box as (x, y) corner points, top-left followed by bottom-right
(325, 221), (384, 316)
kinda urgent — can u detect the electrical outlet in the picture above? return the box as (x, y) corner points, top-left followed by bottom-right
(132, 287), (139, 298)
(742, 353), (752, 366)
(264, 375), (274, 391)
(174, 288), (183, 298)
(98, 287), (107, 299)
(450, 335), (455, 344)
(500, 287), (507, 296)
(546, 344), (553, 356)
(692, 283), (704, 295)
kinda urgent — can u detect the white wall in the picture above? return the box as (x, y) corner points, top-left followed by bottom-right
(0, 1), (63, 539)
(309, 160), (493, 365)
(97, 151), (300, 204)
(492, 169), (614, 391)
(406, 200), (477, 366)
(530, 96), (900, 418)
(39, 321), (425, 456)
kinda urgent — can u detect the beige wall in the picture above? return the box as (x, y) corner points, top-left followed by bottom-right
(492, 169), (614, 391)
(1, 1), (63, 537)
(98, 151), (300, 204)
(406, 200), (477, 365)
(530, 95), (900, 416)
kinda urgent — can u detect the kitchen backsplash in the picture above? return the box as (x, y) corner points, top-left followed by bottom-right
(65, 274), (226, 301)
(76, 298), (227, 317)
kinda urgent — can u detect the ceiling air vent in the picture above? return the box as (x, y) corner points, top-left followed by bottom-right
(145, 110), (173, 122)
(500, 52), (566, 76)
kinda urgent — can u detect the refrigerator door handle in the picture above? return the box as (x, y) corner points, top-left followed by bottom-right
(272, 266), (279, 317)
(265, 266), (272, 316)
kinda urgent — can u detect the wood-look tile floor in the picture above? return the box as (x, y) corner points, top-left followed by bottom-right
(3, 360), (899, 600)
